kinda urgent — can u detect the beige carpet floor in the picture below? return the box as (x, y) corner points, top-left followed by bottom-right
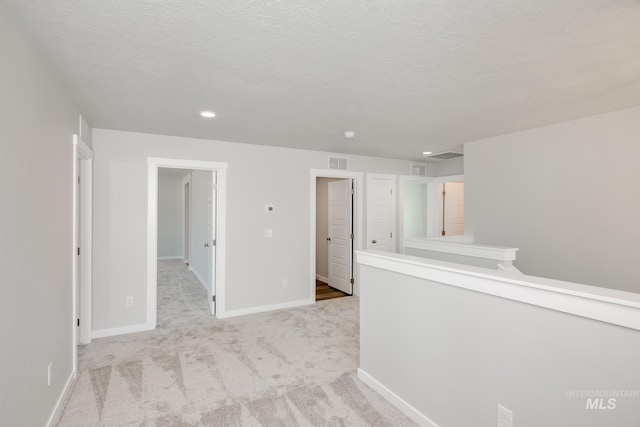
(157, 260), (211, 329)
(57, 265), (416, 426)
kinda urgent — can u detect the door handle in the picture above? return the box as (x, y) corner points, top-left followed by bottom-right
(204, 243), (209, 247)
(327, 237), (331, 241)
(372, 240), (377, 244)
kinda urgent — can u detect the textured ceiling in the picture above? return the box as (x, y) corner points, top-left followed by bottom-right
(5, 0), (640, 160)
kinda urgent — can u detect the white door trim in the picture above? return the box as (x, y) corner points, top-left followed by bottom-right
(147, 157), (228, 326)
(72, 134), (93, 377)
(310, 169), (363, 298)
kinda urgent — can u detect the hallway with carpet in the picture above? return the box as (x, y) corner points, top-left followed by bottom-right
(58, 294), (416, 426)
(157, 260), (211, 329)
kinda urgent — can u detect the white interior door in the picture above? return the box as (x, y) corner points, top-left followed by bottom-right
(208, 171), (217, 315)
(366, 174), (396, 252)
(74, 160), (81, 345)
(184, 182), (190, 262)
(188, 170), (215, 315)
(327, 179), (353, 295)
(73, 136), (93, 347)
(443, 181), (464, 236)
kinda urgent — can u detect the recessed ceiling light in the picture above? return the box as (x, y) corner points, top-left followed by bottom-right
(344, 131), (355, 139)
(200, 111), (216, 118)
(422, 151), (432, 156)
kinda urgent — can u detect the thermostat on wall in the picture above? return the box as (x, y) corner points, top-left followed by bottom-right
(265, 204), (275, 213)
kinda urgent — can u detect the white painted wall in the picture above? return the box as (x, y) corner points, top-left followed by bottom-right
(91, 129), (415, 330)
(402, 181), (428, 238)
(434, 155), (464, 176)
(315, 177), (344, 280)
(465, 106), (640, 293)
(157, 173), (184, 258)
(0, 3), (81, 425)
(189, 170), (212, 293)
(359, 261), (640, 427)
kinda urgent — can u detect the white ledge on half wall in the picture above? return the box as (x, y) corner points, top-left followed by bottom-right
(403, 235), (518, 262)
(356, 250), (640, 332)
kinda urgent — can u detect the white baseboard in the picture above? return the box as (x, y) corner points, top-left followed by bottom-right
(316, 275), (329, 283)
(92, 322), (154, 339)
(46, 369), (75, 427)
(217, 298), (314, 319)
(357, 368), (439, 427)
(157, 256), (183, 260)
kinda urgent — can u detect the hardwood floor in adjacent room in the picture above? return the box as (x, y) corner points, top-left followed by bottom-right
(316, 279), (350, 301)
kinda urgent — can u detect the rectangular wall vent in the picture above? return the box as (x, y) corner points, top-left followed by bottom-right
(328, 156), (349, 170)
(409, 163), (428, 176)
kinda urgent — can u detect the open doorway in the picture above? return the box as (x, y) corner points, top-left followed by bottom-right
(316, 177), (353, 300)
(440, 181), (465, 236)
(397, 175), (465, 251)
(398, 175), (430, 250)
(157, 168), (212, 328)
(310, 169), (363, 301)
(147, 158), (228, 327)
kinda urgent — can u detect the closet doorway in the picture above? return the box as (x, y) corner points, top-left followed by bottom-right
(310, 169), (363, 301)
(316, 177), (353, 300)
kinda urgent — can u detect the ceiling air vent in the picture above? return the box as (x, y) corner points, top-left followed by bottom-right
(425, 151), (464, 160)
(328, 156), (349, 170)
(409, 163), (428, 177)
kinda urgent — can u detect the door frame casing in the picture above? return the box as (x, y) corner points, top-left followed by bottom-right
(147, 158), (228, 326)
(310, 169), (363, 298)
(72, 134), (93, 375)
